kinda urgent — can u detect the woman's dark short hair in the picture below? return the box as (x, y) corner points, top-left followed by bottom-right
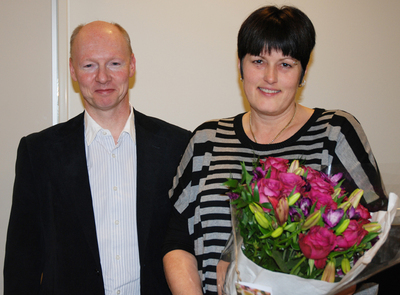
(238, 6), (316, 83)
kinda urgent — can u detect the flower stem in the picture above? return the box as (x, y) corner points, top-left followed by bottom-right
(290, 256), (306, 275)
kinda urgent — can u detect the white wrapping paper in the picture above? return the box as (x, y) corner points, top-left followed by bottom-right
(224, 193), (399, 295)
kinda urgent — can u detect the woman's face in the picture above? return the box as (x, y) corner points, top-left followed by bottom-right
(240, 49), (303, 117)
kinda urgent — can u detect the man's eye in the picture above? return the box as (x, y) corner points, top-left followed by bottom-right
(84, 64), (92, 68)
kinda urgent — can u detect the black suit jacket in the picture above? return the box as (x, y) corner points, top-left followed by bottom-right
(4, 110), (191, 295)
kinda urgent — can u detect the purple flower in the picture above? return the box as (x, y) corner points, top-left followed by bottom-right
(323, 208), (344, 228)
(252, 167), (267, 181)
(301, 177), (311, 192)
(347, 206), (359, 219)
(289, 207), (301, 222)
(321, 172), (343, 187)
(228, 192), (240, 200)
(298, 197), (312, 217)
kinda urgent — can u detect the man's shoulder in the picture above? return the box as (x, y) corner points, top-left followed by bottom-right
(23, 113), (84, 144)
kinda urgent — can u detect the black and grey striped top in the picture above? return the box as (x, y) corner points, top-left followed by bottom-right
(164, 108), (386, 295)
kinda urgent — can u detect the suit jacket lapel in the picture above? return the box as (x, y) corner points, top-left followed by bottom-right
(53, 113), (101, 267)
(135, 110), (162, 261)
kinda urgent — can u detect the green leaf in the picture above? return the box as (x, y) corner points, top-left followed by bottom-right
(223, 178), (238, 189)
(253, 183), (260, 203)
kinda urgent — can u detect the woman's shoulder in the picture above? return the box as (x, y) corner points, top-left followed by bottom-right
(313, 108), (362, 128)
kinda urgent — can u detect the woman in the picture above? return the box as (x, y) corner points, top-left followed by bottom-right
(163, 6), (387, 295)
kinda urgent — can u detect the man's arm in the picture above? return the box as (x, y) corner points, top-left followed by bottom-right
(4, 137), (42, 294)
(163, 250), (203, 295)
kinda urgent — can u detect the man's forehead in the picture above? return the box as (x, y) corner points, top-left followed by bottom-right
(71, 23), (130, 58)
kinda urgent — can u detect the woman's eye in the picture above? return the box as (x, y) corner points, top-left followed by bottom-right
(281, 63), (292, 68)
(253, 59), (263, 64)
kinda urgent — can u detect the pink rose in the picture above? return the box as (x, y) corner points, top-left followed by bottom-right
(260, 157), (288, 178)
(314, 257), (327, 269)
(354, 204), (371, 221)
(336, 220), (368, 251)
(279, 172), (305, 196)
(258, 178), (283, 205)
(308, 177), (335, 195)
(304, 167), (321, 182)
(308, 190), (337, 211)
(299, 226), (336, 261)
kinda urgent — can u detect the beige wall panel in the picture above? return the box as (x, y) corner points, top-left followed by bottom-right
(63, 0), (400, 195)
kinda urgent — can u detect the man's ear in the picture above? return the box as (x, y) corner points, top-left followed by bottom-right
(69, 58), (78, 82)
(129, 53), (136, 77)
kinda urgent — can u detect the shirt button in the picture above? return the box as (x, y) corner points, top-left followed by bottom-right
(117, 291), (120, 295)
(113, 186), (117, 191)
(116, 255), (120, 260)
(115, 220), (119, 225)
(102, 131), (107, 135)
(112, 154), (116, 158)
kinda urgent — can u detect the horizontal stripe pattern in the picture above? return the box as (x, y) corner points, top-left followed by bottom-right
(169, 108), (386, 294)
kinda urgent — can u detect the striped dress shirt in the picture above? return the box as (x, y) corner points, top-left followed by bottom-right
(84, 107), (140, 295)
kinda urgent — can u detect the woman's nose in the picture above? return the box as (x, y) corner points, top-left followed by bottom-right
(264, 66), (278, 84)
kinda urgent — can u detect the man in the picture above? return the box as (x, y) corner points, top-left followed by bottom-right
(4, 21), (191, 294)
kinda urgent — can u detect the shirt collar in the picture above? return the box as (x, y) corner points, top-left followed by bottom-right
(84, 105), (135, 146)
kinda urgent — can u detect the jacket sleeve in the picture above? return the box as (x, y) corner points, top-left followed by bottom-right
(4, 137), (43, 294)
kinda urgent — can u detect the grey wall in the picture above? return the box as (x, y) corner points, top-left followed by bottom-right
(0, 0), (52, 291)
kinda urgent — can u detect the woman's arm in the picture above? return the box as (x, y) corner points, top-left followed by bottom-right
(163, 250), (203, 295)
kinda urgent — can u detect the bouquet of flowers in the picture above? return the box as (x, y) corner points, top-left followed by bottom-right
(222, 157), (398, 295)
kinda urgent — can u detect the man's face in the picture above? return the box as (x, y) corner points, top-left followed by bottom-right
(69, 22), (135, 116)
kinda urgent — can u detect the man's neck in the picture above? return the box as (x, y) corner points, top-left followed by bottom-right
(86, 104), (131, 144)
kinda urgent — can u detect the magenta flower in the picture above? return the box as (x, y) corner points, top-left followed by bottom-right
(299, 226), (337, 260)
(336, 220), (368, 251)
(323, 208), (344, 228)
(279, 172), (306, 196)
(308, 190), (337, 211)
(258, 178), (283, 204)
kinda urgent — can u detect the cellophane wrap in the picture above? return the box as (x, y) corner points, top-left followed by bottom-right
(222, 193), (399, 295)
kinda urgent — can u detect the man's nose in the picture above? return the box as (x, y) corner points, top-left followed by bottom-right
(95, 66), (110, 83)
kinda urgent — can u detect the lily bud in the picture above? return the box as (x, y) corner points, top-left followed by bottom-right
(322, 260), (336, 283)
(294, 167), (305, 176)
(255, 210), (270, 229)
(288, 160), (299, 173)
(275, 197), (289, 226)
(338, 201), (352, 212)
(363, 222), (381, 233)
(302, 210), (321, 230)
(335, 219), (350, 235)
(341, 258), (351, 274)
(348, 189), (364, 209)
(332, 187), (341, 199)
(288, 192), (301, 206)
(284, 222), (298, 232)
(271, 226), (284, 238)
(249, 202), (264, 214)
